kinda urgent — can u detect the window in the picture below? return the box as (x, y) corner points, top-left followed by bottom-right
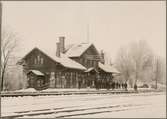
(37, 55), (40, 64)
(37, 80), (41, 87)
(84, 59), (87, 66)
(34, 58), (37, 64)
(91, 60), (94, 67)
(80, 59), (83, 64)
(50, 72), (55, 80)
(41, 58), (44, 64)
(94, 61), (97, 68)
(35, 55), (44, 65)
(87, 60), (90, 67)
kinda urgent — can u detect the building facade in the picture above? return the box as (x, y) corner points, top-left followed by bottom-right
(18, 37), (119, 90)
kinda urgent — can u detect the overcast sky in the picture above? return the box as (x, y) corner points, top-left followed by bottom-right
(2, 1), (166, 62)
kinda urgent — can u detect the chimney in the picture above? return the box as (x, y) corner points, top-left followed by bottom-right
(100, 50), (105, 64)
(59, 36), (65, 53)
(56, 42), (60, 57)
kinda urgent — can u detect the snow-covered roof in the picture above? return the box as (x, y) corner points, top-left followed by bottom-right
(65, 44), (75, 52)
(65, 43), (92, 57)
(85, 67), (98, 73)
(29, 70), (44, 76)
(20, 47), (60, 64)
(40, 49), (86, 70)
(21, 47), (86, 70)
(59, 53), (86, 70)
(98, 62), (120, 74)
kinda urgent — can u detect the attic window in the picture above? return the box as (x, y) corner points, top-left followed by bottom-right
(35, 55), (44, 65)
(37, 55), (40, 64)
(41, 58), (44, 64)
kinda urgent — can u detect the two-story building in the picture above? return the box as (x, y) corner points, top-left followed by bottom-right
(18, 36), (120, 90)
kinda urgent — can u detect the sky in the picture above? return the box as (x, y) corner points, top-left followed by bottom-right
(2, 1), (166, 62)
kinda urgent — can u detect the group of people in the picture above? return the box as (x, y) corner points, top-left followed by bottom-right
(110, 82), (128, 90)
(94, 80), (128, 90)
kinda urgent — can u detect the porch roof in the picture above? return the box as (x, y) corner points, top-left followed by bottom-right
(98, 62), (120, 74)
(28, 70), (45, 76)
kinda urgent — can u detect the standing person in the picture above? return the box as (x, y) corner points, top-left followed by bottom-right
(96, 73), (100, 90)
(121, 83), (123, 89)
(78, 74), (82, 89)
(78, 80), (81, 89)
(120, 83), (123, 89)
(106, 78), (110, 90)
(97, 79), (100, 90)
(111, 82), (113, 90)
(134, 83), (138, 91)
(118, 83), (120, 89)
(111, 82), (115, 90)
(115, 82), (118, 89)
(125, 82), (128, 91)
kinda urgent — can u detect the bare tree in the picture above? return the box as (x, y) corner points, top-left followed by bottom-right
(115, 47), (133, 85)
(116, 40), (154, 88)
(151, 56), (165, 89)
(1, 28), (19, 91)
(129, 40), (153, 85)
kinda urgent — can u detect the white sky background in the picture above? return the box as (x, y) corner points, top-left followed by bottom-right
(2, 1), (166, 62)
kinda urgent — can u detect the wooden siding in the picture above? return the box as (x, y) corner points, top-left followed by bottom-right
(70, 45), (101, 69)
(21, 45), (114, 90)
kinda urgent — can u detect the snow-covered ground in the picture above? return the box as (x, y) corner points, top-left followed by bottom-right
(6, 87), (161, 93)
(1, 92), (166, 118)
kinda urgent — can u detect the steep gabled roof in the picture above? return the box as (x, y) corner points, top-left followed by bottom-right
(18, 47), (60, 64)
(19, 47), (86, 70)
(65, 43), (92, 57)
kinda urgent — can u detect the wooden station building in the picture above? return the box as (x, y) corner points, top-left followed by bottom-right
(18, 37), (120, 90)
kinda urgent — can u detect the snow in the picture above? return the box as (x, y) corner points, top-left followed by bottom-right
(59, 53), (86, 70)
(20, 47), (86, 71)
(85, 67), (98, 72)
(2, 87), (159, 93)
(39, 47), (86, 70)
(28, 70), (44, 76)
(150, 82), (166, 89)
(1, 92), (166, 118)
(98, 62), (120, 74)
(42, 88), (97, 92)
(14, 88), (37, 92)
(65, 43), (92, 57)
(65, 44), (74, 52)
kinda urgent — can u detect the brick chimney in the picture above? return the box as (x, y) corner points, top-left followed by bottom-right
(56, 42), (60, 57)
(59, 36), (65, 53)
(100, 50), (105, 64)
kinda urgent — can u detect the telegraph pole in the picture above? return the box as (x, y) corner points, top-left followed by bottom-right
(86, 23), (90, 43)
(0, 1), (3, 91)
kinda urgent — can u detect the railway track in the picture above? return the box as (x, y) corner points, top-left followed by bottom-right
(1, 91), (165, 118)
(1, 103), (146, 118)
